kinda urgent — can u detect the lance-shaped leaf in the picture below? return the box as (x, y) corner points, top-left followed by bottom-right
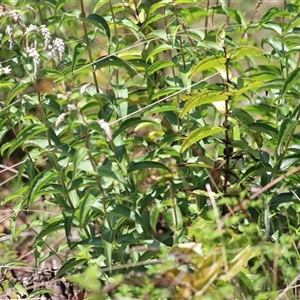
(233, 80), (264, 96)
(226, 46), (264, 61)
(113, 117), (157, 139)
(94, 55), (136, 77)
(145, 60), (174, 77)
(146, 44), (173, 62)
(181, 126), (225, 153)
(85, 14), (110, 39)
(180, 91), (229, 118)
(128, 161), (172, 175)
(189, 57), (227, 77)
(282, 66), (300, 96)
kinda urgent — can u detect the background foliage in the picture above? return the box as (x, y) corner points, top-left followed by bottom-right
(1, 0), (300, 299)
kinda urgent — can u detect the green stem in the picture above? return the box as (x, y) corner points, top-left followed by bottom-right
(79, 0), (103, 118)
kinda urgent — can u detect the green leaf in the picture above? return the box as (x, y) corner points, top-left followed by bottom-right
(63, 210), (73, 247)
(10, 212), (18, 240)
(244, 104), (276, 119)
(231, 140), (260, 158)
(73, 147), (88, 178)
(144, 104), (176, 117)
(35, 219), (64, 242)
(181, 126), (225, 153)
(56, 0), (68, 12)
(149, 1), (172, 16)
(28, 289), (55, 298)
(234, 81), (264, 96)
(94, 55), (136, 77)
(141, 13), (166, 30)
(128, 161), (173, 175)
(109, 205), (131, 218)
(180, 91), (229, 118)
(219, 0), (229, 17)
(152, 86), (182, 100)
(72, 43), (86, 73)
(183, 8), (207, 26)
(102, 229), (113, 269)
(145, 60), (174, 77)
(262, 37), (288, 55)
(28, 170), (59, 206)
(149, 203), (163, 233)
(208, 6), (241, 24)
(0, 124), (11, 145)
(286, 15), (300, 32)
(0, 81), (14, 89)
(259, 7), (288, 27)
(237, 272), (255, 296)
(220, 245), (258, 281)
(216, 24), (226, 48)
(277, 119), (298, 156)
(241, 163), (278, 182)
(12, 283), (28, 297)
(282, 67), (300, 96)
(189, 57), (227, 77)
(1, 123), (45, 156)
(263, 22), (282, 35)
(78, 190), (97, 227)
(269, 193), (297, 210)
(86, 13), (110, 39)
(108, 205), (137, 223)
(247, 122), (278, 139)
(56, 258), (87, 278)
(257, 79), (284, 91)
(97, 165), (128, 185)
(113, 117), (157, 139)
(146, 29), (169, 41)
(48, 128), (73, 155)
(117, 233), (148, 244)
(164, 205), (183, 231)
(146, 44), (173, 62)
(231, 108), (255, 125)
(227, 46), (264, 61)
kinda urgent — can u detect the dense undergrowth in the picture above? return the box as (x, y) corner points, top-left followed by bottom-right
(0, 0), (300, 299)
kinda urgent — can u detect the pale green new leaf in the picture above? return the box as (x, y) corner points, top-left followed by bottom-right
(234, 81), (264, 96)
(180, 91), (229, 118)
(189, 57), (227, 77)
(181, 126), (225, 153)
(146, 44), (173, 62)
(227, 46), (264, 61)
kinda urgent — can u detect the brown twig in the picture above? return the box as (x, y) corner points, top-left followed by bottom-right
(223, 165), (300, 218)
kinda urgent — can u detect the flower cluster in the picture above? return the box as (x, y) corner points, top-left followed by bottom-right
(25, 43), (40, 76)
(0, 62), (12, 75)
(1, 5), (65, 78)
(48, 38), (65, 61)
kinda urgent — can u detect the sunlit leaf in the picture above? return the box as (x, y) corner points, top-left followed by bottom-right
(146, 44), (173, 62)
(227, 46), (264, 61)
(180, 91), (229, 118)
(181, 126), (225, 153)
(149, 203), (163, 233)
(189, 57), (227, 77)
(145, 60), (174, 76)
